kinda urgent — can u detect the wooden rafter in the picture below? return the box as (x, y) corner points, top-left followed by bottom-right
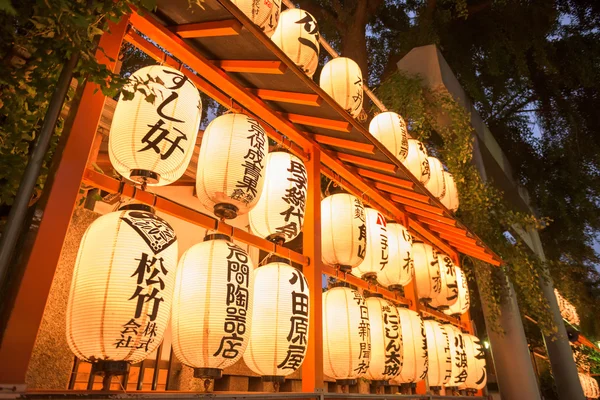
(313, 134), (375, 154)
(213, 60), (287, 74)
(250, 89), (322, 106)
(283, 113), (353, 132)
(170, 19), (242, 38)
(356, 168), (414, 189)
(337, 153), (398, 173)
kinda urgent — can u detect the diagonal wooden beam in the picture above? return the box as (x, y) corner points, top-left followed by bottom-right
(406, 207), (456, 225)
(356, 168), (414, 189)
(213, 60), (287, 74)
(283, 113), (353, 132)
(337, 153), (398, 173)
(378, 184), (431, 203)
(250, 88), (322, 106)
(313, 134), (375, 154)
(392, 196), (444, 214)
(170, 19), (243, 38)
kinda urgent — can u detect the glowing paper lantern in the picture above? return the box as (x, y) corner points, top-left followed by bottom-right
(323, 286), (371, 384)
(442, 324), (468, 388)
(579, 373), (600, 399)
(244, 261), (309, 380)
(413, 242), (441, 302)
(429, 253), (458, 310)
(321, 193), (367, 271)
(402, 139), (430, 183)
(424, 157), (446, 198)
(376, 223), (413, 290)
(462, 334), (487, 391)
(390, 308), (428, 384)
(352, 208), (389, 280)
(249, 152), (307, 243)
(320, 57), (363, 118)
(196, 113), (268, 219)
(440, 171), (459, 211)
(66, 205), (178, 365)
(555, 289), (581, 326)
(171, 233), (254, 379)
(444, 267), (470, 316)
(369, 112), (409, 162)
(231, 0), (281, 37)
(271, 9), (319, 77)
(423, 319), (451, 388)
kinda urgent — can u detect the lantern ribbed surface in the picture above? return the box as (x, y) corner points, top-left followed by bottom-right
(442, 324), (468, 388)
(369, 112), (409, 162)
(390, 308), (428, 384)
(364, 297), (402, 382)
(376, 223), (413, 289)
(66, 209), (178, 364)
(231, 0), (281, 37)
(271, 9), (320, 77)
(413, 242), (441, 302)
(444, 267), (470, 316)
(249, 152), (307, 242)
(440, 171), (459, 211)
(462, 334), (487, 391)
(171, 236), (254, 372)
(196, 113), (268, 218)
(108, 65), (202, 186)
(244, 262), (310, 377)
(402, 139), (430, 184)
(320, 57), (363, 118)
(430, 253), (458, 310)
(352, 208), (389, 280)
(323, 287), (371, 382)
(424, 319), (451, 387)
(424, 157), (446, 198)
(321, 193), (367, 270)
(579, 373), (599, 399)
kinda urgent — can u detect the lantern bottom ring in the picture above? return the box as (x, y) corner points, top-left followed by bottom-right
(387, 284), (405, 293)
(266, 233), (286, 245)
(130, 169), (159, 185)
(336, 379), (357, 386)
(419, 297), (433, 304)
(337, 264), (352, 273)
(361, 272), (378, 282)
(372, 380), (390, 386)
(214, 203), (239, 219)
(194, 367), (223, 379)
(262, 375), (286, 383)
(436, 305), (450, 311)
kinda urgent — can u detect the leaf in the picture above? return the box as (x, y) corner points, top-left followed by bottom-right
(0, 0), (16, 15)
(140, 0), (157, 11)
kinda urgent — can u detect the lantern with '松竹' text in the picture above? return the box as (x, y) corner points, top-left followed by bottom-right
(231, 0), (281, 37)
(320, 57), (363, 118)
(376, 223), (413, 290)
(369, 111), (409, 162)
(352, 208), (389, 281)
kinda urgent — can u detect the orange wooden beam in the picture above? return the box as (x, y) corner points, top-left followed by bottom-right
(408, 217), (459, 262)
(313, 134), (375, 154)
(417, 304), (468, 331)
(337, 153), (398, 173)
(283, 113), (353, 132)
(392, 196), (445, 215)
(438, 232), (479, 247)
(250, 88), (322, 106)
(214, 60), (287, 74)
(422, 220), (469, 236)
(377, 184), (430, 203)
(356, 168), (414, 189)
(170, 19), (242, 38)
(457, 246), (502, 266)
(406, 206), (457, 225)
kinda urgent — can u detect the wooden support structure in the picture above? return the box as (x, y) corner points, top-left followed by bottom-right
(380, 184), (431, 203)
(356, 168), (414, 189)
(336, 153), (398, 173)
(283, 113), (353, 132)
(250, 89), (322, 106)
(214, 60), (287, 74)
(312, 134), (375, 154)
(169, 19), (242, 38)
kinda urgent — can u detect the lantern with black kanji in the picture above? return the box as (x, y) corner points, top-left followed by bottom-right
(424, 319), (451, 389)
(271, 8), (320, 77)
(376, 223), (413, 290)
(66, 205), (178, 369)
(462, 334), (487, 392)
(171, 233), (254, 379)
(249, 151), (307, 243)
(429, 253), (458, 310)
(402, 139), (430, 183)
(320, 57), (363, 118)
(231, 0), (281, 37)
(413, 241), (441, 303)
(322, 286), (371, 385)
(196, 113), (268, 219)
(390, 307), (428, 385)
(444, 266), (470, 316)
(369, 112), (409, 162)
(352, 208), (389, 280)
(442, 324), (468, 389)
(321, 193), (367, 272)
(108, 65), (202, 186)
(424, 157), (446, 198)
(440, 171), (459, 211)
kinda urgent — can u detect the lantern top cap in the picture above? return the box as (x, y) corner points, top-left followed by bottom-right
(263, 255), (291, 265)
(364, 291), (384, 299)
(118, 203), (155, 213)
(203, 232), (232, 242)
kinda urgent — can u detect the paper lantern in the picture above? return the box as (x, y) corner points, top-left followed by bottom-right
(271, 9), (319, 77)
(376, 223), (413, 290)
(363, 296), (402, 382)
(244, 261), (309, 380)
(462, 334), (487, 391)
(369, 112), (409, 162)
(66, 205), (178, 365)
(249, 152), (307, 243)
(402, 139), (430, 184)
(231, 0), (281, 37)
(442, 324), (468, 388)
(429, 253), (458, 310)
(579, 373), (600, 399)
(413, 242), (441, 302)
(352, 208), (389, 280)
(444, 267), (470, 316)
(424, 157), (446, 198)
(320, 57), (363, 118)
(108, 65), (201, 186)
(440, 171), (459, 211)
(321, 193), (367, 271)
(390, 308), (428, 384)
(555, 289), (581, 326)
(323, 286), (371, 384)
(171, 233), (254, 379)
(423, 320), (451, 388)
(196, 113), (268, 219)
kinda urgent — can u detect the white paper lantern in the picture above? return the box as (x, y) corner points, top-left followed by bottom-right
(369, 112), (409, 162)
(363, 297), (402, 382)
(66, 205), (178, 365)
(320, 57), (363, 118)
(444, 267), (470, 316)
(424, 319), (451, 388)
(352, 208), (389, 280)
(196, 113), (268, 219)
(424, 157), (446, 198)
(390, 308), (428, 384)
(321, 193), (367, 271)
(413, 242), (441, 302)
(402, 139), (430, 184)
(249, 152), (307, 243)
(430, 253), (458, 310)
(108, 66), (201, 186)
(171, 233), (254, 379)
(244, 261), (309, 379)
(323, 286), (371, 384)
(271, 9), (319, 77)
(232, 0), (281, 37)
(440, 171), (459, 211)
(579, 373), (600, 399)
(462, 334), (487, 391)
(442, 324), (468, 388)
(376, 223), (413, 290)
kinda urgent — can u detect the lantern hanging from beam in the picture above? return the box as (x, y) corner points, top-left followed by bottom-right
(440, 171), (459, 211)
(390, 307), (428, 384)
(271, 8), (320, 77)
(424, 157), (446, 198)
(196, 113), (268, 219)
(231, 0), (281, 37)
(320, 57), (363, 118)
(423, 319), (452, 388)
(442, 324), (468, 388)
(249, 151), (307, 243)
(402, 139), (430, 184)
(369, 111), (409, 162)
(321, 193), (367, 272)
(243, 260), (309, 381)
(376, 223), (413, 290)
(108, 65), (202, 186)
(352, 208), (389, 281)
(66, 205), (178, 367)
(429, 253), (458, 310)
(461, 334), (487, 392)
(322, 286), (371, 385)
(444, 266), (470, 316)
(171, 233), (254, 379)
(413, 241), (441, 303)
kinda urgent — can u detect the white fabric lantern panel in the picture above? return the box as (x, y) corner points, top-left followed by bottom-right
(321, 193), (367, 271)
(171, 234), (254, 379)
(391, 308), (428, 384)
(249, 152), (307, 243)
(320, 57), (363, 118)
(66, 206), (178, 364)
(442, 324), (468, 388)
(444, 267), (470, 316)
(352, 208), (389, 280)
(231, 0), (281, 37)
(196, 113), (268, 219)
(364, 297), (402, 382)
(462, 334), (487, 391)
(271, 9), (320, 77)
(440, 171), (459, 211)
(424, 157), (446, 198)
(413, 242), (441, 302)
(402, 139), (430, 184)
(369, 112), (409, 162)
(430, 253), (458, 310)
(323, 286), (371, 383)
(579, 373), (600, 399)
(244, 262), (310, 378)
(376, 223), (413, 290)
(424, 319), (452, 388)
(109, 65), (201, 186)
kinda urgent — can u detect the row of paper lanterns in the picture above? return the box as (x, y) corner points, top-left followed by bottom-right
(580, 373), (600, 399)
(555, 289), (580, 326)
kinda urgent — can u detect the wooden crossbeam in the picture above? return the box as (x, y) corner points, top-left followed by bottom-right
(407, 217), (459, 263)
(213, 60), (287, 74)
(250, 89), (322, 106)
(170, 19), (242, 38)
(313, 134), (375, 154)
(391, 196), (444, 215)
(283, 113), (353, 132)
(438, 232), (479, 247)
(378, 184), (430, 203)
(356, 168), (414, 189)
(405, 206), (456, 225)
(456, 246), (501, 266)
(337, 153), (398, 173)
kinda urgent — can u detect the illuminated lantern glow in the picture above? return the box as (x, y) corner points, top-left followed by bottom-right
(320, 57), (363, 118)
(321, 193), (367, 271)
(424, 157), (446, 198)
(462, 334), (487, 391)
(423, 319), (451, 388)
(369, 112), (409, 162)
(390, 308), (428, 384)
(271, 9), (320, 77)
(413, 241), (441, 302)
(555, 289), (580, 326)
(352, 208), (389, 280)
(429, 253), (458, 310)
(440, 171), (459, 211)
(376, 223), (413, 290)
(444, 267), (470, 316)
(171, 233), (254, 379)
(231, 0), (281, 37)
(196, 113), (268, 219)
(243, 261), (309, 381)
(249, 152), (307, 243)
(442, 324), (468, 388)
(579, 373), (600, 399)
(322, 286), (371, 384)
(402, 139), (430, 184)
(66, 205), (178, 366)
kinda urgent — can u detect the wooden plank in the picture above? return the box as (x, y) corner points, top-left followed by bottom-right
(438, 232), (479, 247)
(405, 206), (457, 225)
(214, 60), (287, 74)
(392, 196), (445, 215)
(337, 153), (398, 173)
(283, 113), (353, 132)
(250, 88), (322, 106)
(170, 19), (242, 38)
(378, 185), (430, 203)
(356, 168), (414, 189)
(313, 134), (375, 154)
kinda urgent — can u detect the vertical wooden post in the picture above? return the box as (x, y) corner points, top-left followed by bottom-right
(0, 16), (129, 385)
